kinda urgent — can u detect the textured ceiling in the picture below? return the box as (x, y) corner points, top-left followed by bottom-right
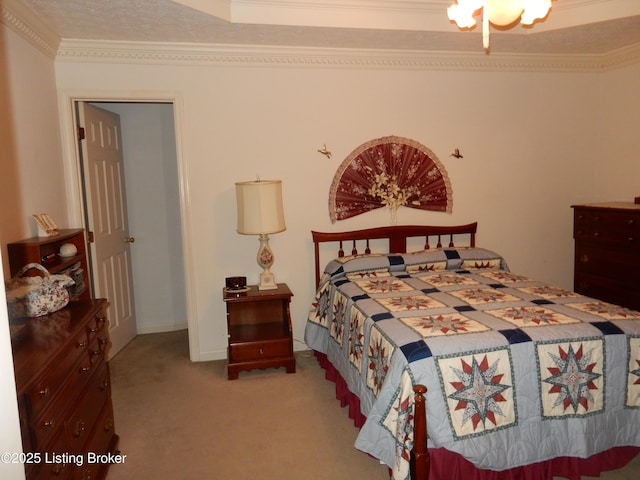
(17, 0), (640, 55)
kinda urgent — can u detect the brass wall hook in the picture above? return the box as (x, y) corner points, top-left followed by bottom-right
(317, 144), (332, 159)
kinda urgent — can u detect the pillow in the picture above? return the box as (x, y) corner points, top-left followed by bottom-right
(447, 247), (509, 271)
(322, 247), (508, 282)
(399, 247), (508, 272)
(322, 254), (391, 280)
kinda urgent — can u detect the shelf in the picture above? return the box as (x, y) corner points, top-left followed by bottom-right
(229, 322), (290, 343)
(7, 229), (91, 301)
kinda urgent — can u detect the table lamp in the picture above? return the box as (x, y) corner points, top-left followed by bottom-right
(235, 179), (286, 290)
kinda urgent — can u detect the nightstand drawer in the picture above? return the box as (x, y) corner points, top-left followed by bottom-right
(230, 338), (291, 362)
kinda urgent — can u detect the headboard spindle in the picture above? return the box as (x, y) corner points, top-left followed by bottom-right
(311, 223), (478, 287)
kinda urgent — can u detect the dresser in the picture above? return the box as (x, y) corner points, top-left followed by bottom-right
(572, 202), (640, 311)
(11, 299), (119, 479)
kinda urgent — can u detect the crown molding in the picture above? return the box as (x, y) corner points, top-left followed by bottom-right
(55, 38), (640, 73)
(1, 0), (60, 58)
(4, 0), (639, 72)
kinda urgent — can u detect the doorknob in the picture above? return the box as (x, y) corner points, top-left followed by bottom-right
(124, 236), (135, 243)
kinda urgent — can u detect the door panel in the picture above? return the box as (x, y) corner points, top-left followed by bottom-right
(79, 103), (137, 358)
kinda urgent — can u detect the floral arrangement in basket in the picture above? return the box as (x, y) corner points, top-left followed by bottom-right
(367, 171), (421, 224)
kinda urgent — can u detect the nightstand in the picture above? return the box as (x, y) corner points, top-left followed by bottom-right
(223, 283), (295, 380)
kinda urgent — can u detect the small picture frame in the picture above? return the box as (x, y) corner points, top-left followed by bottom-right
(33, 214), (59, 236)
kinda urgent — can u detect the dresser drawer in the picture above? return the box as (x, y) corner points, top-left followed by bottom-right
(28, 430), (73, 480)
(229, 337), (292, 362)
(574, 244), (640, 286)
(65, 360), (111, 453)
(31, 359), (97, 451)
(26, 326), (91, 419)
(30, 397), (66, 452)
(574, 208), (640, 247)
(575, 272), (640, 311)
(76, 399), (118, 480)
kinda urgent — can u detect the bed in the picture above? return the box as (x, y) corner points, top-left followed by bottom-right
(304, 223), (640, 480)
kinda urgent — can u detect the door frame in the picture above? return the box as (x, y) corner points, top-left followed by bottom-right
(57, 89), (200, 361)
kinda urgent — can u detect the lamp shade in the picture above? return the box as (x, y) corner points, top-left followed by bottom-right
(235, 180), (286, 235)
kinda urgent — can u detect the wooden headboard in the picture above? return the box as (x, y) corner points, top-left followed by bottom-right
(311, 222), (478, 287)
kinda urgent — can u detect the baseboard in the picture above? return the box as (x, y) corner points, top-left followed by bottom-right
(136, 322), (188, 335)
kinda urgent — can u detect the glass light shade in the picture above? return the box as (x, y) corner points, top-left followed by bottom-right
(447, 1), (481, 28)
(485, 0), (524, 26)
(521, 0), (551, 25)
(448, 0), (553, 50)
(235, 180), (286, 235)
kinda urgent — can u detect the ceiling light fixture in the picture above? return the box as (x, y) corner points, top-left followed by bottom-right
(448, 0), (553, 50)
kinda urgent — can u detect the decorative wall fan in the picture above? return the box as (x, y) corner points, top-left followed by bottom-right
(329, 136), (452, 223)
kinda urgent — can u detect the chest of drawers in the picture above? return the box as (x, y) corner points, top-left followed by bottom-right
(11, 299), (119, 479)
(572, 202), (640, 311)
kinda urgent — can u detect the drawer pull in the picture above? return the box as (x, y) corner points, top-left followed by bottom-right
(43, 418), (55, 429)
(592, 232), (600, 238)
(629, 237), (635, 242)
(99, 378), (109, 391)
(259, 348), (264, 355)
(39, 387), (50, 397)
(52, 464), (63, 475)
(79, 365), (91, 373)
(73, 420), (86, 438)
(77, 341), (87, 349)
(104, 418), (115, 432)
(628, 219), (635, 225)
(73, 420), (84, 438)
(580, 254), (590, 263)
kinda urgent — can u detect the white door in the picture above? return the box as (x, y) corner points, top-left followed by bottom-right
(78, 103), (137, 358)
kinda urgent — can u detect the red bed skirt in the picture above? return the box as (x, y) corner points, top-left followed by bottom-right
(313, 351), (640, 480)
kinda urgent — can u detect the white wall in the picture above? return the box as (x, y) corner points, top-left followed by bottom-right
(53, 55), (624, 361)
(0, 252), (25, 479)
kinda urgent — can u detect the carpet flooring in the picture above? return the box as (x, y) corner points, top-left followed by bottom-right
(106, 330), (639, 480)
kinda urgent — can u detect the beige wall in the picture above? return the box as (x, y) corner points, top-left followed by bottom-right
(52, 53), (632, 362)
(0, 23), (54, 477)
(594, 62), (640, 200)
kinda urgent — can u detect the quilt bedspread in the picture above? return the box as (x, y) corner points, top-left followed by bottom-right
(304, 248), (640, 480)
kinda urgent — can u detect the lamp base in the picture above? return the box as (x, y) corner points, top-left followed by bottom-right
(256, 233), (278, 290)
(258, 271), (277, 290)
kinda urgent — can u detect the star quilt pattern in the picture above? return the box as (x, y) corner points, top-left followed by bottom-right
(304, 248), (640, 480)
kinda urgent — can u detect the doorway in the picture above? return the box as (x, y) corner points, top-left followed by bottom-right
(62, 96), (194, 360)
